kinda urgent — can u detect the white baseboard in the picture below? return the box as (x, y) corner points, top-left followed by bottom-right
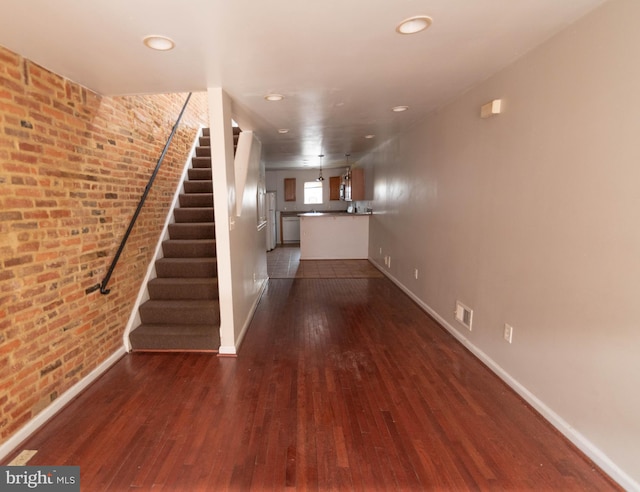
(218, 278), (269, 356)
(370, 259), (638, 492)
(0, 347), (126, 462)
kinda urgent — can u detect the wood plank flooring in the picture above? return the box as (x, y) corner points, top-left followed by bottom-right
(4, 277), (620, 491)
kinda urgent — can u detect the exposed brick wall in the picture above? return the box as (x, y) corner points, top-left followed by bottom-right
(0, 45), (209, 444)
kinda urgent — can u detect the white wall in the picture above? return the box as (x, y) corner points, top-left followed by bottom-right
(209, 88), (268, 355)
(362, 0), (640, 489)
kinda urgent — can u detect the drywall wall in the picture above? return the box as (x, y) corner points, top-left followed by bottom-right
(362, 0), (640, 488)
(208, 88), (268, 354)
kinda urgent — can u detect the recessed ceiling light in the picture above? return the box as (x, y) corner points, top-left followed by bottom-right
(143, 35), (175, 51)
(278, 129), (289, 134)
(396, 16), (432, 35)
(392, 105), (409, 112)
(264, 93), (284, 102)
(364, 134), (375, 139)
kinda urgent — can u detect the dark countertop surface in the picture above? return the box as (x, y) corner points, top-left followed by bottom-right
(297, 212), (371, 217)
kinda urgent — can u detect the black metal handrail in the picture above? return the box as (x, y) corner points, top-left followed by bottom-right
(96, 92), (193, 295)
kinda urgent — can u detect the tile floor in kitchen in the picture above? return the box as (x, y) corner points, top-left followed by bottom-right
(267, 244), (383, 279)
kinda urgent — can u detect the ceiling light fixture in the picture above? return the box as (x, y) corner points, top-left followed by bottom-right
(317, 154), (325, 182)
(364, 134), (375, 139)
(392, 105), (409, 112)
(278, 129), (289, 134)
(396, 15), (433, 35)
(143, 35), (175, 51)
(264, 93), (284, 102)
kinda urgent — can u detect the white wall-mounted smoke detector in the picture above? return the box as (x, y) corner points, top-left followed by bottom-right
(480, 99), (502, 118)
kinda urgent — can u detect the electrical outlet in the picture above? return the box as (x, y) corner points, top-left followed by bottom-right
(414, 269), (419, 280)
(503, 323), (513, 344)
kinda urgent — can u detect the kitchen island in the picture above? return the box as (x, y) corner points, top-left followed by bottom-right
(299, 212), (370, 259)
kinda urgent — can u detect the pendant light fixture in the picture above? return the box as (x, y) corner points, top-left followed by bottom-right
(317, 154), (325, 181)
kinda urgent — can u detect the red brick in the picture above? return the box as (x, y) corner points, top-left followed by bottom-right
(0, 44), (208, 449)
(0, 48), (20, 67)
(4, 255), (33, 267)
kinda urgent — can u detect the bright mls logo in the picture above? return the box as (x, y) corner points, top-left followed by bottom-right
(0, 466), (79, 491)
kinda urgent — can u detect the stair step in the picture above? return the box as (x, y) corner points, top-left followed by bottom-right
(129, 323), (220, 351)
(191, 157), (211, 169)
(139, 299), (219, 325)
(173, 207), (214, 223)
(162, 239), (216, 258)
(188, 168), (212, 181)
(195, 146), (211, 157)
(148, 278), (218, 300)
(183, 181), (213, 193)
(179, 193), (213, 208)
(168, 222), (215, 239)
(128, 127), (221, 353)
(155, 257), (217, 278)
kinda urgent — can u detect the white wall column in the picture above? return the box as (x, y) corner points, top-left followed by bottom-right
(208, 88), (269, 355)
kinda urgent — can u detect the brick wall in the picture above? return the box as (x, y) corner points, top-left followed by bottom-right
(0, 45), (209, 445)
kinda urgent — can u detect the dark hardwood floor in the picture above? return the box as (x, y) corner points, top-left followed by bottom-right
(5, 277), (620, 491)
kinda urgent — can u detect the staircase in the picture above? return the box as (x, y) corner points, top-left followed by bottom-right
(129, 128), (220, 351)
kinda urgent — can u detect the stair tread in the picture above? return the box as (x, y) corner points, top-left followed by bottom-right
(141, 299), (218, 308)
(178, 194), (214, 208)
(183, 181), (212, 189)
(149, 277), (217, 285)
(156, 257), (217, 263)
(163, 239), (215, 244)
(180, 193), (214, 197)
(132, 323), (219, 333)
(147, 277), (218, 300)
(168, 222), (215, 227)
(129, 323), (220, 351)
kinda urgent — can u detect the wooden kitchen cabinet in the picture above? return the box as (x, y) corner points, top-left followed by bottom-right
(329, 176), (341, 201)
(342, 167), (365, 201)
(350, 168), (365, 201)
(284, 178), (296, 201)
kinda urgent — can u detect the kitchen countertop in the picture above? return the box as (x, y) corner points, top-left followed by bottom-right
(297, 212), (371, 217)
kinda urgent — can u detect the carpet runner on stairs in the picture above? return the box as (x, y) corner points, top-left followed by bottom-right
(129, 128), (222, 351)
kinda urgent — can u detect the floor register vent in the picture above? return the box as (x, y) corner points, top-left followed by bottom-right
(455, 301), (473, 331)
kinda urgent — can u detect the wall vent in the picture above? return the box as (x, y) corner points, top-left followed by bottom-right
(455, 301), (473, 331)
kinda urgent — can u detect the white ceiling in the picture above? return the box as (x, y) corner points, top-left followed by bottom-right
(0, 0), (605, 170)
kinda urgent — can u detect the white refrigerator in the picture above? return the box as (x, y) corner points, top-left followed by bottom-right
(266, 192), (277, 251)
